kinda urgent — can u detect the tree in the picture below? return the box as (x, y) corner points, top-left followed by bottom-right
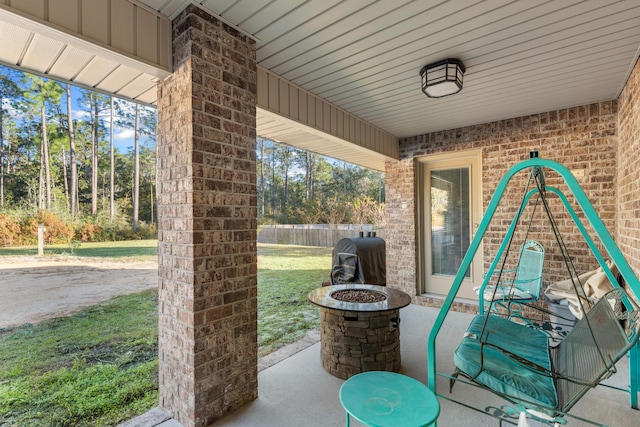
(279, 145), (292, 212)
(115, 99), (156, 230)
(138, 144), (156, 225)
(348, 196), (385, 227)
(77, 89), (110, 215)
(0, 67), (163, 235)
(109, 97), (115, 220)
(133, 103), (140, 231)
(90, 93), (104, 214)
(66, 83), (78, 218)
(0, 116), (21, 205)
(311, 156), (334, 204)
(258, 138), (266, 217)
(304, 151), (317, 201)
(3, 66), (386, 233)
(255, 137), (385, 225)
(71, 118), (93, 212)
(22, 75), (63, 209)
(49, 104), (71, 211)
(137, 104), (156, 228)
(322, 197), (349, 224)
(0, 67), (22, 207)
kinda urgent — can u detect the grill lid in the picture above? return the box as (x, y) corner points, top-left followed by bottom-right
(331, 236), (386, 286)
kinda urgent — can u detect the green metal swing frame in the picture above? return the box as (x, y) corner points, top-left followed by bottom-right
(427, 157), (640, 424)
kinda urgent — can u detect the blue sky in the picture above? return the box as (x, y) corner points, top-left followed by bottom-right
(1, 65), (156, 153)
(67, 84), (156, 152)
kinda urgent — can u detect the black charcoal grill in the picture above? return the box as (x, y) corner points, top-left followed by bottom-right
(330, 236), (386, 286)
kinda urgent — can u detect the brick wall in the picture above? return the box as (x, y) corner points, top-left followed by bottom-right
(387, 102), (618, 304)
(157, 6), (257, 427)
(618, 58), (640, 279)
(384, 159), (417, 297)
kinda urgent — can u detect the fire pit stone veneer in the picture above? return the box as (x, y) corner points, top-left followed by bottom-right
(308, 284), (412, 379)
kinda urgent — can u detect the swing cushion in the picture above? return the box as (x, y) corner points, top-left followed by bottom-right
(454, 314), (557, 408)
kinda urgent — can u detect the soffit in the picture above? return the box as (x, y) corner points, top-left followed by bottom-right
(257, 106), (389, 171)
(0, 3), (170, 106)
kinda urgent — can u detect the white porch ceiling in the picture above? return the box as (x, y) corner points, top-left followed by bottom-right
(0, 5), (168, 105)
(147, 0), (640, 140)
(1, 1), (639, 170)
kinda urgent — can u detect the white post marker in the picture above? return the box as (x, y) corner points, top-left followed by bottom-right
(38, 224), (45, 256)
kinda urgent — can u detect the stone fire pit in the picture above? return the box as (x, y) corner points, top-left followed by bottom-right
(308, 284), (411, 379)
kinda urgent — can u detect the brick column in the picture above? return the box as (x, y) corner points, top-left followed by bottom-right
(156, 5), (257, 427)
(384, 159), (417, 298)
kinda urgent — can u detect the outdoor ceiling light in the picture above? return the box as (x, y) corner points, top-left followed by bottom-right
(420, 58), (465, 98)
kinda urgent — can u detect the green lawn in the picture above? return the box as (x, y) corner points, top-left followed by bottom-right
(0, 242), (331, 426)
(0, 291), (159, 426)
(257, 244), (330, 356)
(0, 240), (158, 261)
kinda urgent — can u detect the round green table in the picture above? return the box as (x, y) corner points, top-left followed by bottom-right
(339, 371), (440, 427)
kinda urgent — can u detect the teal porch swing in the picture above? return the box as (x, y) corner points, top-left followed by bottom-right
(427, 154), (640, 426)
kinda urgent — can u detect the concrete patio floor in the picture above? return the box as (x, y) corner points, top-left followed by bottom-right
(143, 303), (639, 426)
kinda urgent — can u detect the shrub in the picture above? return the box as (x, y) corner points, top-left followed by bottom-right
(348, 197), (386, 228)
(91, 221), (158, 242)
(135, 222), (157, 240)
(0, 214), (20, 247)
(77, 221), (102, 242)
(21, 210), (74, 244)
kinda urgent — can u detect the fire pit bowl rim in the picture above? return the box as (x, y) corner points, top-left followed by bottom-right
(308, 284), (411, 312)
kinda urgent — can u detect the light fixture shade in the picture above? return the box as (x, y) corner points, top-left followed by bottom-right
(420, 58), (465, 98)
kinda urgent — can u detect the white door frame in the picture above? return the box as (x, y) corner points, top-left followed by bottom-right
(415, 150), (483, 299)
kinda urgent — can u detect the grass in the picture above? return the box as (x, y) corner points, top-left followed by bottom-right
(0, 243), (331, 425)
(0, 290), (159, 427)
(257, 244), (331, 356)
(0, 240), (157, 261)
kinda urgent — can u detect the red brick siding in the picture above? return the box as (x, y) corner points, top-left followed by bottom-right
(157, 5), (257, 427)
(618, 58), (640, 280)
(385, 159), (417, 297)
(388, 102), (618, 303)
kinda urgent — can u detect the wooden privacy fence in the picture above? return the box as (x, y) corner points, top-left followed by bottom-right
(258, 224), (385, 247)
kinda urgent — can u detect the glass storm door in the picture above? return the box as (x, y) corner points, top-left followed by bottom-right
(423, 154), (481, 299)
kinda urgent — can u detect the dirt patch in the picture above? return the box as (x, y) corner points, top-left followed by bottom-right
(0, 256), (157, 329)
